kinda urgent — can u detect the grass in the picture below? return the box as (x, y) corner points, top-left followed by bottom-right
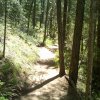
(0, 23), (39, 69)
(0, 59), (20, 99)
(0, 23), (39, 99)
(0, 97), (8, 100)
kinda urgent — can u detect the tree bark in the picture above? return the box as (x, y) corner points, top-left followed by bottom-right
(42, 0), (49, 45)
(67, 0), (71, 36)
(32, 0), (36, 28)
(68, 0), (85, 87)
(49, 8), (53, 37)
(27, 0), (34, 35)
(40, 0), (45, 28)
(92, 0), (100, 95)
(3, 0), (7, 58)
(86, 0), (97, 99)
(96, 0), (100, 91)
(63, 0), (68, 45)
(56, 0), (66, 76)
(97, 1), (100, 55)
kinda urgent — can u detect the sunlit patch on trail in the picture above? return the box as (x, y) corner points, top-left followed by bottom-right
(38, 47), (55, 60)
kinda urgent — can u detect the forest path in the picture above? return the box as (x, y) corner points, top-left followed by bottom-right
(18, 47), (70, 100)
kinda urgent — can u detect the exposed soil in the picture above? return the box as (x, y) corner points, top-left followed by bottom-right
(16, 47), (79, 100)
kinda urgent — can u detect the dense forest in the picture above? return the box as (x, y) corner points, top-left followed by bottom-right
(0, 0), (100, 100)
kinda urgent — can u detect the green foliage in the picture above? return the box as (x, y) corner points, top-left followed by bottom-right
(92, 93), (100, 100)
(0, 97), (8, 100)
(0, 59), (20, 99)
(0, 0), (99, 99)
(54, 51), (59, 67)
(8, 0), (24, 25)
(0, 0), (4, 17)
(0, 23), (39, 99)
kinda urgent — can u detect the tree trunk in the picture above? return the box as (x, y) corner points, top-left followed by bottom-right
(63, 0), (68, 45)
(40, 0), (45, 28)
(56, 0), (66, 76)
(86, 0), (97, 99)
(3, 0), (7, 58)
(49, 8), (53, 38)
(97, 1), (100, 52)
(32, 0), (36, 28)
(95, 0), (100, 91)
(68, 0), (85, 88)
(92, 0), (100, 95)
(27, 0), (34, 35)
(67, 0), (71, 36)
(42, 0), (49, 45)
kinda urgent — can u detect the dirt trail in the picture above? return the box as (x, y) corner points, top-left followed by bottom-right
(17, 47), (74, 100)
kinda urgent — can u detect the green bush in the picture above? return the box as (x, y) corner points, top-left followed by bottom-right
(0, 59), (20, 99)
(0, 97), (8, 100)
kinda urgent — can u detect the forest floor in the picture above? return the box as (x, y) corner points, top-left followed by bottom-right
(16, 46), (79, 100)
(0, 25), (83, 100)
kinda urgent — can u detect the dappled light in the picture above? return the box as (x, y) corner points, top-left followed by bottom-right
(0, 0), (100, 99)
(19, 76), (69, 100)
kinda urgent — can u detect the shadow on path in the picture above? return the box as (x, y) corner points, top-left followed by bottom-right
(37, 59), (56, 68)
(21, 74), (59, 95)
(16, 47), (71, 100)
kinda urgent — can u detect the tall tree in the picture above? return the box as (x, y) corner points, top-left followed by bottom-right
(86, 0), (97, 99)
(56, 0), (67, 76)
(94, 0), (100, 91)
(49, 8), (53, 37)
(92, 0), (99, 96)
(3, 0), (7, 58)
(68, 0), (85, 88)
(67, 0), (71, 35)
(63, 0), (68, 45)
(32, 0), (36, 28)
(27, 0), (34, 34)
(40, 0), (45, 28)
(42, 0), (50, 45)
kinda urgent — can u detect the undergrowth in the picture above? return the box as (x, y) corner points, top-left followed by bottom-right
(0, 59), (20, 99)
(0, 23), (39, 99)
